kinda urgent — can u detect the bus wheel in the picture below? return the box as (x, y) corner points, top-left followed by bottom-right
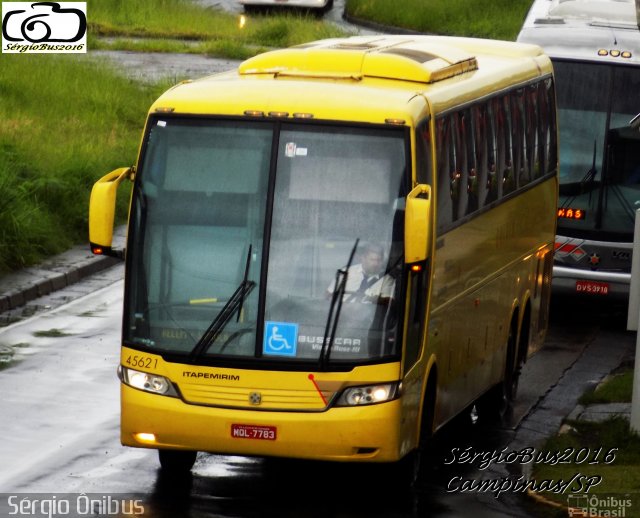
(478, 322), (520, 422)
(158, 450), (197, 473)
(395, 373), (436, 488)
(394, 450), (422, 489)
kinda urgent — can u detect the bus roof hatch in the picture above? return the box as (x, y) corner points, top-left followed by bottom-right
(238, 36), (479, 84)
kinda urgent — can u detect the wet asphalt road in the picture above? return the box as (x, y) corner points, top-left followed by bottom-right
(0, 260), (634, 518)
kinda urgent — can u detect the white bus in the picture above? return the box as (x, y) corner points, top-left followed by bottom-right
(239, 0), (332, 13)
(518, 0), (640, 299)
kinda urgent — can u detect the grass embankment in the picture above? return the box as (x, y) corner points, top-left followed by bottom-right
(528, 367), (640, 517)
(344, 0), (532, 40)
(0, 55), (166, 272)
(579, 369), (635, 405)
(90, 0), (346, 58)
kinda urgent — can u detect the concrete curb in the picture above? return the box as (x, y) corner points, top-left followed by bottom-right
(0, 226), (126, 314)
(472, 328), (635, 514)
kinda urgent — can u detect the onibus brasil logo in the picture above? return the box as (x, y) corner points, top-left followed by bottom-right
(2, 2), (86, 53)
(567, 494), (633, 517)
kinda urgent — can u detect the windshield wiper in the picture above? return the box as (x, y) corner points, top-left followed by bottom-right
(560, 140), (598, 203)
(319, 239), (359, 370)
(583, 140), (598, 195)
(236, 244), (252, 325)
(190, 246), (255, 360)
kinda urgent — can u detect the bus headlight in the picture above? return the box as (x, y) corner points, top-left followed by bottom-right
(119, 366), (178, 397)
(335, 383), (399, 406)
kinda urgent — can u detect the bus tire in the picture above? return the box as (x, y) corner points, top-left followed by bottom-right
(477, 318), (520, 422)
(394, 370), (437, 488)
(391, 373), (437, 489)
(394, 450), (421, 490)
(418, 373), (437, 453)
(158, 450), (197, 473)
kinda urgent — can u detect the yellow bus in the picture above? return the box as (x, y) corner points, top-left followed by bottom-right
(89, 35), (558, 483)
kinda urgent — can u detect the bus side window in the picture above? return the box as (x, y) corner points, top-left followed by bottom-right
(473, 104), (489, 209)
(536, 80), (549, 178)
(545, 77), (558, 175)
(500, 95), (515, 196)
(511, 89), (526, 189)
(448, 115), (460, 221)
(466, 107), (479, 216)
(436, 116), (453, 232)
(525, 84), (539, 181)
(486, 99), (499, 203)
(452, 111), (469, 220)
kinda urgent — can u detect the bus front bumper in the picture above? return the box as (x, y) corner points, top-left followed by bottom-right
(120, 384), (404, 463)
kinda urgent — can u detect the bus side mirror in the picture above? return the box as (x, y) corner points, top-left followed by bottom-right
(405, 183), (431, 264)
(89, 167), (133, 259)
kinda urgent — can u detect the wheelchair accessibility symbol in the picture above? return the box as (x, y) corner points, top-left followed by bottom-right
(263, 321), (298, 357)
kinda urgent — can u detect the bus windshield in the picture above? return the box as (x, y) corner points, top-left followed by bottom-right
(124, 117), (408, 365)
(555, 60), (640, 239)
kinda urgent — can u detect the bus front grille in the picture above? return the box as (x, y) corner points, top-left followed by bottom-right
(178, 383), (331, 411)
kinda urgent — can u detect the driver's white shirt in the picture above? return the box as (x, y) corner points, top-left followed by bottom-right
(326, 264), (395, 301)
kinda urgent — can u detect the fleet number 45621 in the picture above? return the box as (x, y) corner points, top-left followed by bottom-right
(125, 355), (158, 369)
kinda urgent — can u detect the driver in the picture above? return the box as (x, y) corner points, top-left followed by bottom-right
(326, 243), (395, 303)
